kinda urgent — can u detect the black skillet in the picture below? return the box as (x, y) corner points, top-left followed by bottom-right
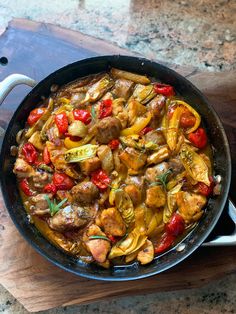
(0, 56), (232, 281)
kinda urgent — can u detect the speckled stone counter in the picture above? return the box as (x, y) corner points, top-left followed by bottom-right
(0, 0), (236, 313)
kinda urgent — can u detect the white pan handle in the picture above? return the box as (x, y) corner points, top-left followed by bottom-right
(203, 199), (236, 246)
(0, 73), (37, 105)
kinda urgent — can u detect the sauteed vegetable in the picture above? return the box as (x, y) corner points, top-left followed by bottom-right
(13, 68), (220, 268)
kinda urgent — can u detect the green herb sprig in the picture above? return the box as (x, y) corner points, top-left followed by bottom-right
(45, 195), (68, 216)
(150, 168), (173, 190)
(89, 235), (110, 241)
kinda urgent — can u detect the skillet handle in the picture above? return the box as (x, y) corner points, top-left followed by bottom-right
(0, 73), (37, 105)
(202, 199), (236, 246)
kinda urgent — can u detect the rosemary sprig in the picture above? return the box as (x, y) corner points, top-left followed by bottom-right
(89, 235), (110, 241)
(150, 169), (173, 190)
(45, 195), (68, 216)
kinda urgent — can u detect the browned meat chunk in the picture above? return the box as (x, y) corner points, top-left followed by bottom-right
(32, 171), (52, 190)
(80, 157), (101, 175)
(144, 130), (165, 146)
(145, 186), (166, 208)
(30, 193), (52, 216)
(168, 158), (185, 175)
(85, 224), (111, 263)
(124, 184), (141, 206)
(120, 147), (147, 171)
(13, 158), (35, 178)
(100, 207), (126, 236)
(97, 145), (114, 174)
(147, 95), (166, 120)
(112, 79), (134, 100)
(176, 191), (207, 224)
(71, 182), (99, 205)
(96, 117), (122, 144)
(49, 205), (89, 232)
(145, 162), (169, 183)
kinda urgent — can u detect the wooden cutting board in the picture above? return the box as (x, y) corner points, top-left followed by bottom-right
(0, 19), (236, 313)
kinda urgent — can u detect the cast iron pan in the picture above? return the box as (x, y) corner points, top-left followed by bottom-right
(0, 56), (232, 281)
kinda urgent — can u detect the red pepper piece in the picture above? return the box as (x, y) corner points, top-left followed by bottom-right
(180, 111), (196, 128)
(27, 107), (46, 126)
(55, 112), (68, 134)
(91, 169), (111, 191)
(43, 147), (51, 165)
(52, 172), (74, 190)
(154, 83), (175, 97)
(188, 127), (207, 149)
(22, 142), (38, 164)
(107, 235), (117, 243)
(108, 139), (120, 150)
(99, 99), (113, 119)
(165, 213), (185, 237)
(139, 126), (153, 136)
(73, 109), (91, 125)
(19, 178), (33, 196)
(43, 183), (57, 195)
(196, 176), (214, 197)
(154, 233), (175, 254)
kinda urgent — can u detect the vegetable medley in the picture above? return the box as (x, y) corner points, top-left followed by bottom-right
(13, 68), (220, 268)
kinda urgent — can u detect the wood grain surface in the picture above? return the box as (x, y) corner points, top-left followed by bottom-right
(0, 19), (235, 313)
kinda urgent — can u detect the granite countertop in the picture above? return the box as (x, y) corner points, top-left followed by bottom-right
(0, 0), (236, 313)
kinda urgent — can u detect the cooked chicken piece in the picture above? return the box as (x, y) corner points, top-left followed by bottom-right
(112, 98), (128, 128)
(112, 79), (134, 100)
(147, 94), (166, 114)
(97, 145), (114, 174)
(120, 147), (147, 171)
(80, 157), (101, 175)
(168, 158), (185, 175)
(144, 130), (165, 146)
(124, 184), (141, 206)
(100, 207), (126, 236)
(85, 224), (111, 263)
(32, 171), (52, 190)
(13, 158), (35, 178)
(71, 182), (99, 205)
(49, 205), (89, 232)
(137, 239), (154, 265)
(145, 186), (166, 208)
(145, 162), (169, 183)
(30, 193), (52, 216)
(125, 175), (145, 188)
(147, 146), (170, 165)
(127, 99), (147, 125)
(176, 191), (207, 224)
(96, 117), (122, 144)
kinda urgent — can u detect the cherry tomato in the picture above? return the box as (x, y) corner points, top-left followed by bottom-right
(91, 169), (111, 191)
(139, 127), (153, 136)
(154, 83), (175, 97)
(73, 109), (91, 125)
(188, 127), (207, 149)
(180, 111), (196, 128)
(43, 147), (51, 165)
(27, 107), (46, 126)
(55, 112), (68, 134)
(196, 176), (214, 197)
(99, 99), (113, 119)
(22, 142), (38, 164)
(165, 213), (185, 236)
(43, 183), (57, 195)
(154, 233), (175, 254)
(108, 139), (120, 150)
(52, 172), (74, 190)
(19, 178), (33, 196)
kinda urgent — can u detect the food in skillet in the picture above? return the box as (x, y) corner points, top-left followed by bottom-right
(13, 68), (221, 267)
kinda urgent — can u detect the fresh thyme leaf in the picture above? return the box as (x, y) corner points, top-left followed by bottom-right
(91, 105), (96, 121)
(89, 235), (110, 241)
(156, 168), (173, 190)
(45, 195), (68, 216)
